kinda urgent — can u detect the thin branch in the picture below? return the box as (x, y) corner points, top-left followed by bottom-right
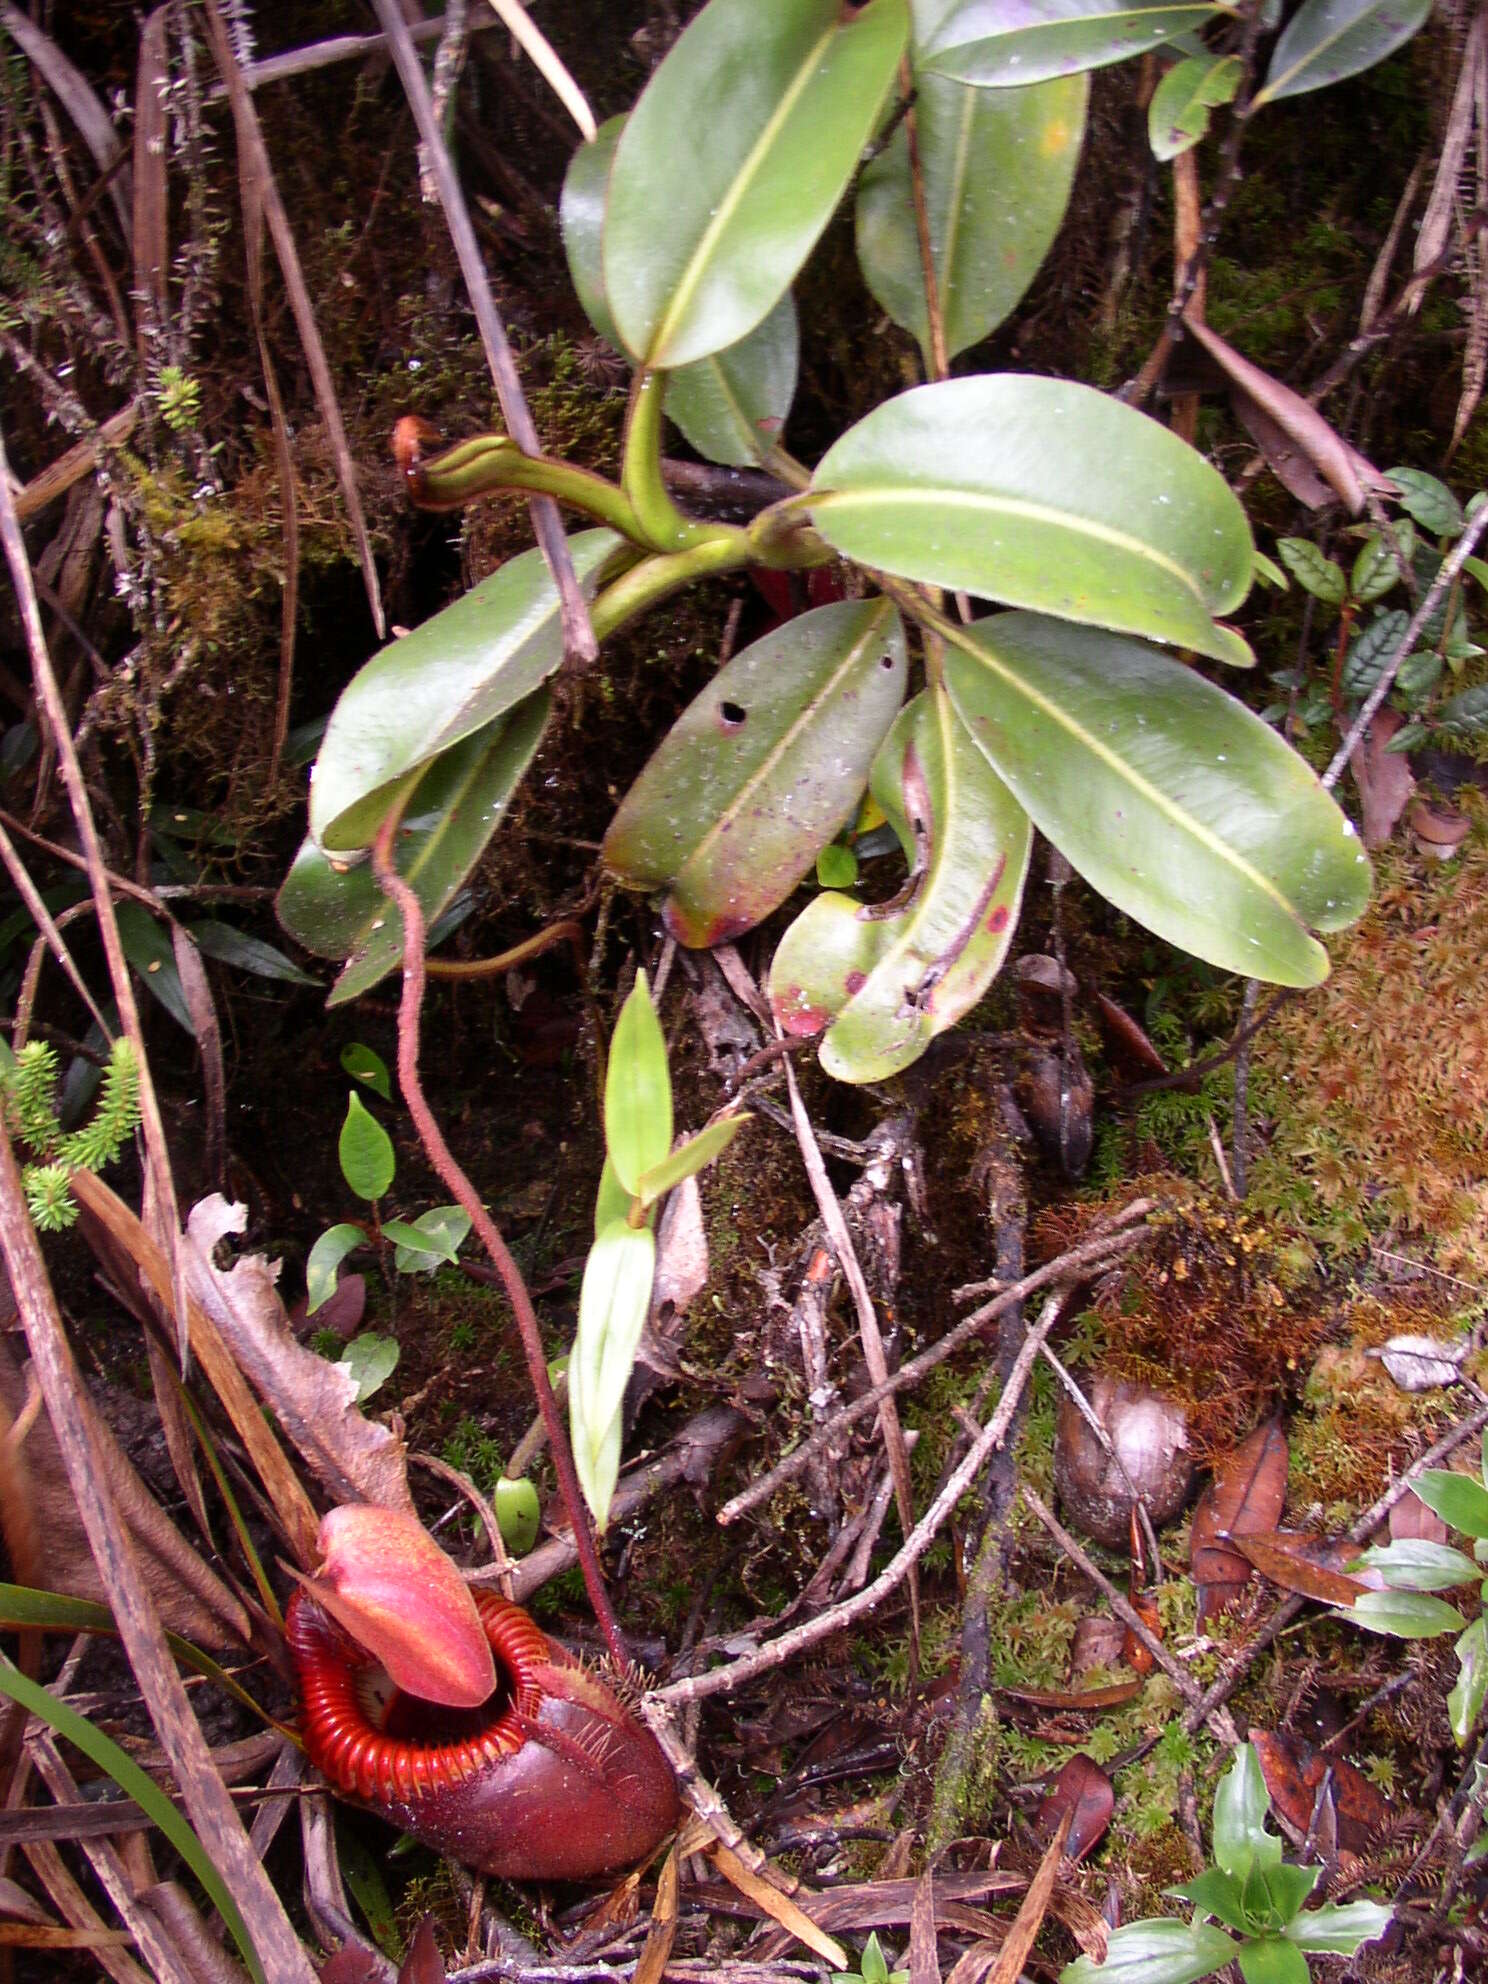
(368, 0), (597, 666)
(719, 1209), (1153, 1524)
(655, 1293), (1070, 1706)
(369, 811), (623, 1661)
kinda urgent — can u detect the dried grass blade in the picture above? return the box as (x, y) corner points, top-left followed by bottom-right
(0, 2), (132, 242)
(0, 1145), (317, 1981)
(633, 1840), (680, 1984)
(21, 1836), (154, 1984)
(706, 1840), (848, 1970)
(985, 1808), (1070, 1984)
(480, 0), (596, 140)
(909, 1865), (941, 1984)
(202, 1), (384, 640)
(170, 926), (226, 1188)
(1415, 10), (1484, 285)
(132, 8), (171, 342)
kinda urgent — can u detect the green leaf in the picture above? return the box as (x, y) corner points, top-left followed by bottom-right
(570, 1220), (656, 1529)
(604, 599), (908, 946)
(856, 68), (1087, 366)
(188, 920), (321, 986)
(341, 1043), (391, 1100)
(1253, 0), (1432, 105)
(1383, 719), (1427, 753)
(385, 1205), (471, 1273)
(1344, 1588), (1466, 1638)
(1235, 1937), (1309, 1984)
(1255, 1862), (1322, 1926)
(603, 0), (908, 369)
(1251, 548), (1289, 588)
(565, 116), (799, 465)
(1148, 53), (1241, 160)
(1351, 528), (1413, 603)
(1449, 1615), (1488, 1744)
(666, 294), (799, 467)
(561, 114), (624, 347)
(1413, 1467), (1488, 1538)
(1060, 1917), (1238, 1984)
(308, 532), (615, 852)
(0, 1654), (267, 1984)
(1437, 682), (1488, 738)
(1212, 1743), (1279, 1883)
(334, 1820), (401, 1958)
(605, 971), (672, 1195)
(278, 695), (549, 1006)
(809, 375), (1255, 666)
(1340, 610), (1410, 699)
(769, 685), (1031, 1080)
(339, 1332), (400, 1403)
(817, 843), (859, 889)
(1276, 537), (1346, 606)
(115, 902), (192, 1033)
(594, 1154), (634, 1239)
(306, 1223), (364, 1313)
(494, 1476), (541, 1555)
(1349, 1539), (1481, 1589)
(917, 0), (1230, 87)
(339, 1092), (395, 1201)
(1285, 1900), (1393, 1955)
(636, 1113), (750, 1207)
(944, 613), (1370, 987)
(1168, 1867), (1254, 1933)
(1387, 465), (1465, 537)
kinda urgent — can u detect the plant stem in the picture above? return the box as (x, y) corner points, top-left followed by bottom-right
(589, 534), (753, 643)
(408, 431), (650, 543)
(621, 370), (719, 551)
(369, 811), (626, 1664)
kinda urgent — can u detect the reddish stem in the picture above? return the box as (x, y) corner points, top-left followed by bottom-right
(370, 814), (625, 1663)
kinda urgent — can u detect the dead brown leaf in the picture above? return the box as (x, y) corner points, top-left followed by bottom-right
(987, 1809), (1070, 1984)
(1249, 1729), (1394, 1855)
(1350, 708), (1417, 849)
(1035, 1755), (1114, 1865)
(1227, 1529), (1373, 1607)
(183, 1196), (415, 1525)
(1190, 1419), (1288, 1624)
(909, 1866), (941, 1984)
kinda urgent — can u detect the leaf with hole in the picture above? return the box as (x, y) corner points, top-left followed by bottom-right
(602, 0), (908, 368)
(917, 0), (1230, 88)
(277, 696), (548, 1006)
(605, 970), (672, 1195)
(1253, 0), (1435, 108)
(308, 532), (615, 852)
(604, 599), (908, 946)
(943, 614), (1370, 987)
(571, 1220), (656, 1530)
(809, 376), (1255, 665)
(856, 68), (1086, 366)
(1148, 52), (1241, 160)
(339, 1093), (394, 1202)
(769, 685), (1031, 1080)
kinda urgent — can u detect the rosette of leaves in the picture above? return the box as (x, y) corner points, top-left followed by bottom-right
(1062, 1742), (1390, 1984)
(281, 0), (1387, 1092)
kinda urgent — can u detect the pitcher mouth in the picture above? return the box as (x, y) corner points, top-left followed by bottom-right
(288, 1587), (549, 1806)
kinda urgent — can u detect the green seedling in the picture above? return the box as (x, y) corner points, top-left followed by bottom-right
(831, 1932), (907, 1984)
(1062, 1742), (1390, 1984)
(570, 971), (747, 1528)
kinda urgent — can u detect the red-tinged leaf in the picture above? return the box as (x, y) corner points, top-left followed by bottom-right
(399, 1919), (446, 1984)
(1190, 1420), (1288, 1624)
(1036, 1755), (1114, 1865)
(319, 1953), (382, 1984)
(289, 1271), (366, 1343)
(1122, 1591), (1162, 1676)
(1389, 1490), (1450, 1547)
(1094, 992), (1169, 1076)
(1248, 1730), (1393, 1856)
(1183, 314), (1390, 516)
(999, 1682), (1142, 1711)
(1227, 1530), (1373, 1608)
(1350, 708), (1416, 850)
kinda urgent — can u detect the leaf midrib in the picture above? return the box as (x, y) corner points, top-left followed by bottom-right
(942, 620), (1304, 930)
(813, 485), (1215, 611)
(648, 22), (837, 364)
(929, 0), (1227, 60)
(1256, 0), (1416, 105)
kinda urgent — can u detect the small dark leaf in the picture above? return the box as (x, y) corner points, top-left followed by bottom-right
(1190, 1420), (1288, 1623)
(399, 1918), (447, 1984)
(1035, 1754), (1115, 1864)
(1248, 1729), (1393, 1856)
